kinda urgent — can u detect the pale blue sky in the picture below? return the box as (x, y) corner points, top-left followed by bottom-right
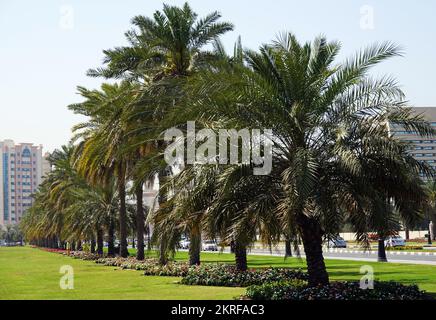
(1, 0), (436, 152)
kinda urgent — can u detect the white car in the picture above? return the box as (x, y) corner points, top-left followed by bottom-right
(385, 236), (405, 247)
(326, 236), (347, 248)
(202, 240), (218, 251)
(179, 239), (190, 249)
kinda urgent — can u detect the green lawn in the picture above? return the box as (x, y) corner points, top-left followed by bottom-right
(1, 246), (436, 299)
(0, 247), (243, 300)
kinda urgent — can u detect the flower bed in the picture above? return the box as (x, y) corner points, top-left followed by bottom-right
(39, 248), (67, 254)
(95, 257), (190, 276)
(245, 280), (430, 300)
(181, 264), (308, 287)
(65, 251), (101, 260)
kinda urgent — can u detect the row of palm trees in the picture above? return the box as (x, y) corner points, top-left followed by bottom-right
(21, 2), (435, 286)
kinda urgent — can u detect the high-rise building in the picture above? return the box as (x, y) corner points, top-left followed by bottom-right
(0, 140), (50, 227)
(389, 107), (436, 179)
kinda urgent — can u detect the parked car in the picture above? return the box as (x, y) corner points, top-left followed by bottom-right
(179, 239), (190, 249)
(202, 240), (218, 251)
(0, 240), (5, 246)
(326, 236), (347, 248)
(385, 236), (405, 247)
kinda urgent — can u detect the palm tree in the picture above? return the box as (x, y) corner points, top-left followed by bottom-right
(1, 224), (22, 244)
(69, 82), (139, 258)
(21, 145), (121, 253)
(87, 2), (233, 80)
(150, 37), (249, 267)
(184, 33), (433, 285)
(151, 164), (216, 266)
(87, 3), (233, 264)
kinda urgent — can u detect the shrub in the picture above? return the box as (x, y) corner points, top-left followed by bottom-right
(410, 238), (428, 243)
(245, 281), (430, 300)
(386, 246), (423, 251)
(181, 264), (308, 287)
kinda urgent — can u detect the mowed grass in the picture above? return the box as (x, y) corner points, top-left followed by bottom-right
(1, 246), (436, 299)
(0, 247), (243, 300)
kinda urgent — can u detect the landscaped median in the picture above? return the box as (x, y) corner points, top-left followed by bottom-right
(35, 247), (433, 300)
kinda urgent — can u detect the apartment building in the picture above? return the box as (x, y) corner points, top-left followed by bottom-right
(389, 107), (436, 178)
(0, 140), (50, 227)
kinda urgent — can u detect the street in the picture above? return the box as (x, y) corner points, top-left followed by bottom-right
(208, 246), (436, 266)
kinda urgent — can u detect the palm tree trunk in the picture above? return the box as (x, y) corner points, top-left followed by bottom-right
(107, 219), (115, 257)
(118, 163), (129, 258)
(285, 238), (292, 257)
(377, 238), (387, 262)
(159, 239), (168, 265)
(146, 223), (152, 251)
(189, 226), (201, 266)
(234, 241), (247, 271)
(158, 171), (168, 265)
(135, 183), (145, 261)
(53, 236), (58, 249)
(90, 238), (96, 254)
(97, 228), (104, 255)
(298, 215), (329, 286)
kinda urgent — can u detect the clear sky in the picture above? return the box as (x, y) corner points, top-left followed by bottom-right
(1, 0), (436, 152)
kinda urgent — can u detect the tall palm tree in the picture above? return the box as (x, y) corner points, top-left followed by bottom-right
(87, 2), (233, 80)
(87, 3), (233, 264)
(70, 82), (139, 258)
(184, 33), (433, 285)
(149, 37), (269, 268)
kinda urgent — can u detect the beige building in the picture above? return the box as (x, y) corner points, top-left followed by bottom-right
(0, 140), (50, 228)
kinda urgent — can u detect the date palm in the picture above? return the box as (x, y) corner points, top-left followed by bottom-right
(70, 82), (139, 258)
(88, 2), (233, 80)
(87, 2), (233, 264)
(21, 146), (122, 253)
(151, 37), (259, 267)
(185, 33), (433, 285)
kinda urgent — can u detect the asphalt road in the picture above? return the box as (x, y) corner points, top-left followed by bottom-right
(212, 246), (436, 265)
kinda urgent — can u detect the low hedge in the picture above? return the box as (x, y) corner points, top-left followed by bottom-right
(181, 264), (308, 287)
(245, 280), (430, 300)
